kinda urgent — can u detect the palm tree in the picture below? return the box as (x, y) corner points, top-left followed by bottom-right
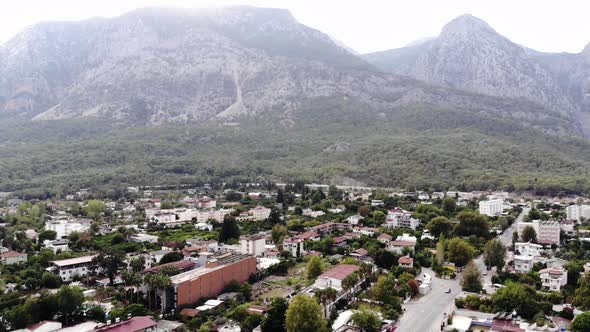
(315, 287), (338, 318)
(122, 271), (141, 304)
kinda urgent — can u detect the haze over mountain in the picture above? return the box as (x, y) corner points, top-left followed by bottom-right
(1, 7), (590, 195)
(363, 14), (590, 134)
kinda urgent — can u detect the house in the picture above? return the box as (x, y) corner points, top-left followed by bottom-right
(282, 238), (305, 257)
(345, 215), (363, 225)
(353, 227), (378, 237)
(12, 320), (62, 332)
(45, 218), (91, 238)
(43, 239), (70, 253)
(333, 236), (350, 247)
(247, 305), (267, 315)
(584, 262), (590, 274)
(47, 255), (98, 282)
(239, 234), (266, 257)
(377, 233), (392, 245)
(295, 231), (320, 242)
(398, 255), (414, 268)
(236, 206), (272, 222)
(514, 242), (542, 258)
(539, 267), (567, 291)
(513, 255), (534, 273)
(371, 200), (384, 207)
(384, 208), (420, 230)
(302, 209), (325, 218)
(93, 316), (157, 332)
(130, 233), (159, 244)
(165, 253), (256, 312)
(0, 251), (27, 265)
(479, 199), (504, 217)
(196, 197), (217, 209)
(387, 234), (417, 254)
(313, 264), (361, 291)
(143, 260), (196, 275)
(349, 248), (370, 261)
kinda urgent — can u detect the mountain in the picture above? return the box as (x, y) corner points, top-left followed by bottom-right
(2, 7), (590, 195)
(363, 14), (582, 130)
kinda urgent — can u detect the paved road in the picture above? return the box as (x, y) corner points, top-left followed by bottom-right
(395, 207), (530, 331)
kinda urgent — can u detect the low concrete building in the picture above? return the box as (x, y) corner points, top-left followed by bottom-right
(314, 264), (361, 291)
(514, 255), (534, 273)
(48, 255), (98, 282)
(398, 255), (414, 269)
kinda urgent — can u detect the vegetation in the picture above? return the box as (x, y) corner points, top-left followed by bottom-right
(351, 306), (382, 332)
(461, 260), (482, 293)
(285, 294), (326, 332)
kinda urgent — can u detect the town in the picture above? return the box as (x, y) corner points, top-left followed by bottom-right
(1, 183), (590, 332)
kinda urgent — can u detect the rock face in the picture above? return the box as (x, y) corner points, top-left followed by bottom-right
(0, 8), (582, 135)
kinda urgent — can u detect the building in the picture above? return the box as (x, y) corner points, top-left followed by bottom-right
(539, 267), (567, 291)
(45, 218), (91, 239)
(43, 239), (70, 253)
(377, 233), (392, 245)
(560, 219), (576, 236)
(12, 320), (62, 332)
(250, 206), (271, 221)
(345, 215), (363, 225)
(514, 255), (534, 273)
(313, 264), (361, 291)
(302, 209), (325, 218)
(93, 316), (157, 332)
(48, 255), (98, 282)
(282, 237), (305, 257)
(353, 227), (378, 237)
(398, 255), (414, 268)
(349, 248), (370, 261)
(166, 253), (256, 312)
(384, 209), (420, 230)
(130, 233), (159, 244)
(479, 199), (504, 217)
(310, 222), (352, 235)
(195, 209), (233, 223)
(239, 234), (266, 257)
(566, 204), (590, 222)
(517, 220), (560, 245)
(0, 251), (27, 265)
(196, 197), (217, 209)
(387, 233), (417, 254)
(514, 242), (542, 258)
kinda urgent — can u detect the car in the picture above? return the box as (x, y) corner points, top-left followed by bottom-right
(445, 288), (451, 293)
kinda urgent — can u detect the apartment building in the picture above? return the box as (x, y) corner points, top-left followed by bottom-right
(517, 220), (560, 245)
(566, 204), (590, 222)
(539, 267), (567, 291)
(514, 255), (534, 273)
(239, 234), (267, 257)
(48, 255), (98, 282)
(479, 199), (504, 217)
(282, 237), (306, 257)
(514, 242), (542, 258)
(384, 208), (420, 230)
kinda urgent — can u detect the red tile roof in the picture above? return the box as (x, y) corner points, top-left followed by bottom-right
(0, 251), (26, 258)
(399, 256), (414, 264)
(179, 308), (200, 318)
(351, 248), (368, 256)
(390, 240), (416, 246)
(94, 316), (156, 332)
(318, 264), (360, 281)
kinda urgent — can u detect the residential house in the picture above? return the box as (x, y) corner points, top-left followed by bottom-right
(47, 255), (98, 282)
(239, 234), (266, 257)
(130, 233), (159, 244)
(540, 267), (567, 291)
(560, 219), (575, 236)
(294, 231), (320, 242)
(282, 237), (305, 257)
(302, 209), (325, 218)
(353, 227), (378, 237)
(398, 255), (414, 269)
(45, 218), (91, 239)
(12, 320), (62, 332)
(345, 215), (363, 225)
(384, 208), (420, 230)
(514, 242), (542, 258)
(313, 264), (361, 291)
(513, 255), (534, 273)
(350, 248), (370, 261)
(43, 239), (70, 253)
(377, 233), (392, 245)
(0, 251), (27, 265)
(310, 222), (352, 235)
(387, 234), (417, 254)
(371, 200), (384, 207)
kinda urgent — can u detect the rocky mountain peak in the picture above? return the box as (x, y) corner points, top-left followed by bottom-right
(440, 14), (495, 38)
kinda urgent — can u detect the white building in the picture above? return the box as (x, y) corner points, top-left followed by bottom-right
(560, 219), (576, 236)
(197, 197), (217, 209)
(240, 234), (267, 257)
(195, 209), (233, 223)
(130, 233), (159, 243)
(384, 209), (420, 230)
(566, 204), (590, 222)
(479, 199), (504, 217)
(45, 218), (91, 239)
(514, 242), (542, 258)
(302, 209), (325, 218)
(48, 255), (98, 282)
(43, 239), (70, 253)
(514, 255), (534, 273)
(539, 267), (567, 291)
(517, 220), (560, 245)
(387, 234), (417, 254)
(282, 237), (305, 257)
(313, 264), (361, 291)
(0, 251), (27, 265)
(345, 215), (363, 225)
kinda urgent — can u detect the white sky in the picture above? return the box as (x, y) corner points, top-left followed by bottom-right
(0, 0), (589, 54)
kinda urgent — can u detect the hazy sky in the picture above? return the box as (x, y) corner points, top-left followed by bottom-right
(1, 0), (589, 53)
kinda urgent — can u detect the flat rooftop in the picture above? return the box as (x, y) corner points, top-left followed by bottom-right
(170, 252), (252, 285)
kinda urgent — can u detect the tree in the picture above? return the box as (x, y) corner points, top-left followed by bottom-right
(144, 273), (171, 310)
(261, 297), (288, 332)
(442, 196), (457, 215)
(159, 251), (183, 264)
(512, 231), (519, 248)
(315, 287), (338, 317)
(307, 256), (323, 280)
(571, 312), (590, 332)
(41, 271), (62, 288)
(276, 189), (285, 204)
(426, 216), (452, 237)
(358, 206), (370, 217)
(447, 238), (475, 267)
(268, 208), (282, 225)
(461, 260), (482, 292)
(93, 249), (125, 285)
(351, 306), (381, 332)
(38, 230), (57, 243)
(219, 215), (240, 243)
(272, 224), (288, 244)
(521, 226), (537, 243)
(285, 294), (326, 332)
(129, 256), (146, 273)
(372, 274), (399, 305)
(483, 239), (507, 271)
(491, 281), (538, 319)
(573, 272), (590, 310)
(436, 234), (446, 266)
(454, 211), (490, 238)
(56, 285), (84, 325)
(85, 200), (106, 220)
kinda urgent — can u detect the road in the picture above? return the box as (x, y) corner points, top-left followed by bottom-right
(395, 207), (530, 331)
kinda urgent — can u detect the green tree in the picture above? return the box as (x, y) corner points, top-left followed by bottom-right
(483, 239), (507, 271)
(442, 196), (457, 215)
(461, 260), (482, 292)
(351, 306), (381, 332)
(285, 294), (326, 332)
(268, 208), (282, 225)
(93, 249), (125, 285)
(512, 231), (519, 248)
(571, 312), (590, 332)
(521, 226), (537, 243)
(159, 251), (183, 264)
(129, 256), (146, 273)
(272, 224), (288, 244)
(307, 256), (323, 280)
(454, 211), (490, 238)
(447, 238), (475, 267)
(219, 215), (240, 243)
(427, 216), (452, 237)
(41, 271), (62, 288)
(38, 230), (57, 243)
(372, 274), (399, 305)
(85, 200), (106, 220)
(491, 281), (538, 319)
(573, 272), (590, 310)
(436, 234), (446, 266)
(261, 297), (288, 332)
(56, 285), (84, 325)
